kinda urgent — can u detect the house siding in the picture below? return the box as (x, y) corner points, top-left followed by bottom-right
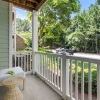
(0, 0), (9, 69)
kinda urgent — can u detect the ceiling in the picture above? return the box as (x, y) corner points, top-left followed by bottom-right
(3, 0), (47, 11)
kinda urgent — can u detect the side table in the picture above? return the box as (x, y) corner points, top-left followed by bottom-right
(2, 77), (24, 100)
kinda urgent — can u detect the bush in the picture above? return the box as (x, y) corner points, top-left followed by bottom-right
(72, 64), (97, 95)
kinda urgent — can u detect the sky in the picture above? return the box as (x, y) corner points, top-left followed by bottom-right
(16, 0), (96, 20)
(16, 8), (27, 20)
(79, 0), (95, 11)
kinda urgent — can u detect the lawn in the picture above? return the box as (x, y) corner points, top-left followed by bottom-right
(17, 48), (53, 53)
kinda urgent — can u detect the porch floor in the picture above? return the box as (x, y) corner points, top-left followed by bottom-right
(0, 75), (62, 100)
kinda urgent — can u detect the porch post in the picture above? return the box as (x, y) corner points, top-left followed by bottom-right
(32, 10), (38, 74)
(12, 7), (16, 52)
(62, 55), (69, 100)
(9, 3), (13, 68)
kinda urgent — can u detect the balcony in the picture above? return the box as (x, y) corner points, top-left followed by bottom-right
(2, 52), (100, 100)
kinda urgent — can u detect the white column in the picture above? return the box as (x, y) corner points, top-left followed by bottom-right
(9, 3), (13, 68)
(13, 7), (16, 52)
(32, 10), (38, 74)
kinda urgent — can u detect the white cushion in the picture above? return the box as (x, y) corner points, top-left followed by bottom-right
(0, 67), (25, 82)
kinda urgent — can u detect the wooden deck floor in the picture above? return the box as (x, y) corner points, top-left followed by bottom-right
(0, 75), (62, 100)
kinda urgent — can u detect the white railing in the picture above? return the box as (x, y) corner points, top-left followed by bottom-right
(12, 52), (32, 73)
(35, 52), (63, 94)
(35, 52), (100, 100)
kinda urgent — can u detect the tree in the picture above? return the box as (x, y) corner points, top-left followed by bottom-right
(16, 18), (31, 32)
(27, 0), (81, 47)
(66, 3), (100, 53)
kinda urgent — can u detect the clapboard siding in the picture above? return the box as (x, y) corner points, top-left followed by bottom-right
(0, 30), (9, 35)
(0, 34), (9, 39)
(0, 39), (9, 43)
(0, 49), (8, 53)
(0, 0), (9, 69)
(0, 53), (8, 57)
(0, 66), (8, 70)
(0, 44), (8, 49)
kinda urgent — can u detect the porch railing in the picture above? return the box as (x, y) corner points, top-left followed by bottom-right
(35, 52), (100, 100)
(12, 52), (32, 73)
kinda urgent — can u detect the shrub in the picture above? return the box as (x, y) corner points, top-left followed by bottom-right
(72, 65), (97, 95)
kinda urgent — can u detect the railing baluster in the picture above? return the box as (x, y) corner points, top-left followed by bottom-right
(47, 55), (49, 81)
(37, 54), (39, 72)
(41, 55), (43, 75)
(88, 62), (92, 100)
(97, 64), (100, 100)
(24, 54), (26, 72)
(27, 54), (28, 72)
(37, 54), (39, 73)
(49, 56), (51, 82)
(44, 55), (46, 78)
(22, 53), (23, 71)
(36, 54), (38, 72)
(39, 54), (40, 74)
(43, 55), (44, 77)
(52, 56), (54, 84)
(48, 55), (50, 81)
(60, 58), (62, 91)
(75, 60), (78, 100)
(54, 57), (56, 86)
(70, 59), (73, 99)
(18, 53), (19, 66)
(15, 53), (16, 67)
(30, 53), (31, 71)
(21, 54), (22, 68)
(45, 55), (47, 79)
(57, 57), (59, 88)
(39, 55), (41, 75)
(81, 61), (84, 100)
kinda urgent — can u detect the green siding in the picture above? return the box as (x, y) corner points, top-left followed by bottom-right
(0, 0), (9, 70)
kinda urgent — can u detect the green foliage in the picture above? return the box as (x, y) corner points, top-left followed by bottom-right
(38, 48), (53, 53)
(16, 18), (32, 48)
(66, 3), (100, 52)
(17, 48), (53, 53)
(27, 0), (80, 47)
(19, 32), (32, 47)
(16, 18), (31, 32)
(6, 71), (15, 75)
(72, 64), (97, 95)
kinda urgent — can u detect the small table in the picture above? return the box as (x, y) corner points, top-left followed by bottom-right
(2, 77), (24, 100)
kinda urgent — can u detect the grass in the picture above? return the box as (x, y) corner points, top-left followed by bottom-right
(38, 48), (53, 53)
(17, 48), (53, 53)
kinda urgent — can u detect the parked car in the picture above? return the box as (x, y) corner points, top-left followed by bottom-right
(56, 48), (74, 55)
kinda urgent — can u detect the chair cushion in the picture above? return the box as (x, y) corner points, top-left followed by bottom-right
(0, 67), (25, 82)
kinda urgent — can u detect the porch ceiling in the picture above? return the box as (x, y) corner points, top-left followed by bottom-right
(3, 0), (47, 11)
